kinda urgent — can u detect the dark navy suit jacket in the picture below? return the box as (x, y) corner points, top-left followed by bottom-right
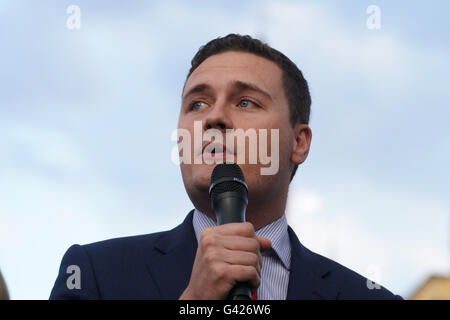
(50, 210), (401, 300)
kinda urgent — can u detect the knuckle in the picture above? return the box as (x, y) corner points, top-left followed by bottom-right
(201, 232), (215, 248)
(200, 227), (212, 239)
(251, 238), (260, 251)
(244, 266), (260, 286)
(212, 263), (227, 280)
(253, 276), (261, 288)
(250, 253), (258, 266)
(243, 222), (255, 234)
(204, 249), (217, 264)
(251, 266), (259, 278)
(241, 265), (256, 277)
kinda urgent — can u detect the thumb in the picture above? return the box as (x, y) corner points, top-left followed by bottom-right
(257, 236), (272, 252)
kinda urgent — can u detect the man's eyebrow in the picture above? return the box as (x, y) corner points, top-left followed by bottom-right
(182, 80), (273, 101)
(182, 83), (212, 100)
(230, 80), (273, 101)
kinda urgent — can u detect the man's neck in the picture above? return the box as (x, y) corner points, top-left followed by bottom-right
(247, 192), (288, 230)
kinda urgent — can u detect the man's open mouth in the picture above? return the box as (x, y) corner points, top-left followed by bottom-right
(202, 142), (233, 158)
(210, 146), (222, 156)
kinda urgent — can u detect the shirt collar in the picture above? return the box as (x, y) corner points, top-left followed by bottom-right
(192, 209), (291, 270)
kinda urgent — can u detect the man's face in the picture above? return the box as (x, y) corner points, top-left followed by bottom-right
(178, 51), (298, 209)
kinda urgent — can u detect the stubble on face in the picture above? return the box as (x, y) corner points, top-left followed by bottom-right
(178, 51), (294, 219)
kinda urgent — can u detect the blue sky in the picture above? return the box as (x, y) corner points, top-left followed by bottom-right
(0, 0), (449, 299)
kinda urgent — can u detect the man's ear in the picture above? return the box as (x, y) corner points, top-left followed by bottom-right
(291, 124), (312, 165)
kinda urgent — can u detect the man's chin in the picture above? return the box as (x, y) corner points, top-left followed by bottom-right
(180, 163), (217, 214)
(188, 163), (218, 191)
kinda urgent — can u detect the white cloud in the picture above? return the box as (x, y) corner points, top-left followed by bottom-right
(262, 1), (448, 97)
(0, 123), (185, 299)
(287, 189), (323, 217)
(286, 187), (449, 297)
(0, 124), (86, 173)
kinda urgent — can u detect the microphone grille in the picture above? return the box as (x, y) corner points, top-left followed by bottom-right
(210, 163), (247, 197)
(211, 162), (245, 182)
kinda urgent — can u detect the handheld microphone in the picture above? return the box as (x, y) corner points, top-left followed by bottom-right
(209, 163), (252, 300)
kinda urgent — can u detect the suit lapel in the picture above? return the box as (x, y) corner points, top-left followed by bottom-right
(286, 227), (340, 300)
(146, 210), (198, 299)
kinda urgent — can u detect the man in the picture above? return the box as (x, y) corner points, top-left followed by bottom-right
(0, 269), (9, 300)
(50, 34), (401, 300)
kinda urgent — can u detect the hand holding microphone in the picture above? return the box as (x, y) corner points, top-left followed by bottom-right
(179, 163), (271, 300)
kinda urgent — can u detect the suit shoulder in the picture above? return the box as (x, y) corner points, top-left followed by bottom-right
(51, 212), (194, 300)
(81, 230), (166, 258)
(303, 246), (402, 300)
(81, 212), (194, 258)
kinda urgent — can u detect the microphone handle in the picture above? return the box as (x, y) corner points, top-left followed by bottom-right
(213, 192), (247, 225)
(212, 192), (252, 300)
(228, 282), (252, 300)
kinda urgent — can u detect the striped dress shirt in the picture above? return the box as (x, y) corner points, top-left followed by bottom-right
(192, 209), (291, 300)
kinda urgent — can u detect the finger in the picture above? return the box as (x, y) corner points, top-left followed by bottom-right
(257, 236), (272, 252)
(227, 264), (260, 289)
(204, 222), (255, 238)
(221, 249), (261, 275)
(220, 236), (261, 253)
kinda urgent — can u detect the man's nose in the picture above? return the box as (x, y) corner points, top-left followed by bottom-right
(204, 100), (233, 131)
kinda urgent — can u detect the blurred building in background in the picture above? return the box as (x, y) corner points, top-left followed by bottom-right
(410, 275), (450, 300)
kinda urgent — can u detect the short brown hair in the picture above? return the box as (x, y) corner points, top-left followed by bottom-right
(185, 34), (311, 180)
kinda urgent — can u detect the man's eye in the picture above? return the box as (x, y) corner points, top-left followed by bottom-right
(238, 99), (256, 108)
(191, 101), (206, 111)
